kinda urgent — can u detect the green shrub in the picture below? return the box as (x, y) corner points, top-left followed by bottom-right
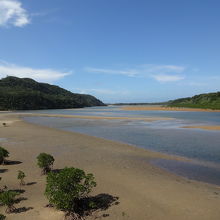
(17, 170), (26, 186)
(0, 214), (6, 220)
(0, 190), (20, 213)
(37, 153), (54, 175)
(45, 167), (96, 214)
(0, 147), (9, 165)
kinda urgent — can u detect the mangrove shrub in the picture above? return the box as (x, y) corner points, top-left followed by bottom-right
(37, 153), (54, 175)
(45, 167), (96, 215)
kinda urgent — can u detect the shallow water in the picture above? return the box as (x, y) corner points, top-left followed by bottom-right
(23, 106), (220, 185)
(150, 159), (220, 185)
(0, 138), (7, 142)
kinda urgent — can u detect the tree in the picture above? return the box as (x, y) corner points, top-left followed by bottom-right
(17, 170), (26, 186)
(0, 147), (9, 165)
(0, 190), (19, 213)
(37, 153), (54, 175)
(45, 167), (96, 218)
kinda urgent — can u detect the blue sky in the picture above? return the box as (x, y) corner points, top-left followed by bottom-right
(0, 0), (220, 103)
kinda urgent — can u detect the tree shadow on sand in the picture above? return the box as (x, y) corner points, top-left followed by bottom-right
(13, 207), (33, 213)
(70, 193), (119, 219)
(11, 189), (25, 194)
(0, 169), (8, 173)
(26, 182), (37, 186)
(14, 197), (27, 204)
(4, 160), (22, 165)
(9, 190), (33, 214)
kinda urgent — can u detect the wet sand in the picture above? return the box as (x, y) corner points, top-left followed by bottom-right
(0, 113), (220, 220)
(122, 106), (220, 112)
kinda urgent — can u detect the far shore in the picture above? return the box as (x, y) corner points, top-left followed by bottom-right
(0, 113), (220, 219)
(121, 105), (220, 112)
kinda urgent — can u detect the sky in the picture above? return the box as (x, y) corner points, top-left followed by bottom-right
(0, 0), (220, 103)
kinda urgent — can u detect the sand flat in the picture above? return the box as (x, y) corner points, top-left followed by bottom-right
(183, 125), (220, 130)
(122, 106), (220, 112)
(23, 113), (174, 121)
(0, 113), (220, 220)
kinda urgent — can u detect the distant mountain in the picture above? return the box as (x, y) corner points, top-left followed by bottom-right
(168, 91), (220, 110)
(0, 76), (105, 110)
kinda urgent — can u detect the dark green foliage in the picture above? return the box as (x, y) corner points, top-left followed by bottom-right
(0, 147), (9, 165)
(37, 153), (54, 174)
(0, 76), (105, 110)
(168, 92), (220, 110)
(0, 214), (6, 220)
(17, 170), (26, 186)
(0, 190), (20, 213)
(45, 167), (96, 213)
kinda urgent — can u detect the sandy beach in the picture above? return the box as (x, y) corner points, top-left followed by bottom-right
(0, 113), (220, 220)
(122, 106), (220, 112)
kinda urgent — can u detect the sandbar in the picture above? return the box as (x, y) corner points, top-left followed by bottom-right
(183, 125), (220, 131)
(122, 106), (220, 112)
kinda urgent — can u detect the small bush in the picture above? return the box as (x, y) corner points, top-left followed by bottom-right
(37, 153), (54, 175)
(45, 167), (96, 216)
(0, 190), (20, 213)
(17, 170), (26, 186)
(0, 214), (6, 220)
(0, 147), (9, 165)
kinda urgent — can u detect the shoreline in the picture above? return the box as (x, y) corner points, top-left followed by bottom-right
(0, 113), (220, 219)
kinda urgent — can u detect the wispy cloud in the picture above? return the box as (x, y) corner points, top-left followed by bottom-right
(0, 0), (30, 27)
(151, 74), (185, 82)
(85, 64), (186, 82)
(74, 88), (127, 95)
(0, 61), (71, 82)
(85, 67), (138, 77)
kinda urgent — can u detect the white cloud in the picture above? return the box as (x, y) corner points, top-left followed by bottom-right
(0, 61), (71, 82)
(151, 74), (185, 82)
(85, 67), (138, 77)
(146, 65), (185, 74)
(85, 64), (186, 82)
(0, 0), (30, 27)
(74, 89), (129, 95)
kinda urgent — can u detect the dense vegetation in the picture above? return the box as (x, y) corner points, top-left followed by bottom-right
(45, 167), (96, 218)
(0, 76), (105, 110)
(37, 153), (55, 175)
(0, 147), (9, 165)
(168, 92), (220, 110)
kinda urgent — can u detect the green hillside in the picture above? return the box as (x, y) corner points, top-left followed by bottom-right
(168, 92), (220, 110)
(0, 76), (105, 110)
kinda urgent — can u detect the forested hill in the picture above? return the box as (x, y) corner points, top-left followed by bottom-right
(0, 76), (105, 110)
(168, 91), (220, 110)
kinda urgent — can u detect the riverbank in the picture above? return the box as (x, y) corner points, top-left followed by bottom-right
(122, 106), (220, 112)
(0, 113), (220, 220)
